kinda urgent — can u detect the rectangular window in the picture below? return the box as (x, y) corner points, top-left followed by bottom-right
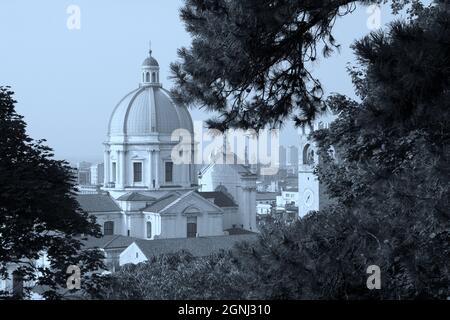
(104, 221), (114, 236)
(12, 272), (24, 298)
(146, 221), (152, 239)
(133, 162), (143, 183)
(165, 161), (173, 183)
(187, 216), (197, 238)
(112, 162), (117, 182)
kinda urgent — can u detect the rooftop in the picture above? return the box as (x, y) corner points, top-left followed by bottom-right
(225, 228), (257, 235)
(116, 192), (156, 202)
(134, 234), (258, 259)
(76, 194), (121, 212)
(142, 55), (159, 67)
(80, 235), (139, 250)
(196, 191), (237, 208)
(256, 192), (280, 201)
(143, 192), (184, 213)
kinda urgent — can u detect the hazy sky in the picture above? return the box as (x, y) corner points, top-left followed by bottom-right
(0, 1), (401, 164)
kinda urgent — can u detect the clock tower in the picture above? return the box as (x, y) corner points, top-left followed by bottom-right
(298, 111), (336, 218)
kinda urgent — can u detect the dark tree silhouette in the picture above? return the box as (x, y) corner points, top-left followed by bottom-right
(0, 87), (105, 299)
(233, 4), (449, 299)
(170, 0), (419, 131)
(103, 251), (249, 300)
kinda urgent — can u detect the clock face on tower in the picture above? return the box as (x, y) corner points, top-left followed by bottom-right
(303, 189), (314, 208)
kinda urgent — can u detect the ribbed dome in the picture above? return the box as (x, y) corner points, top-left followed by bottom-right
(142, 56), (159, 67)
(108, 86), (193, 137)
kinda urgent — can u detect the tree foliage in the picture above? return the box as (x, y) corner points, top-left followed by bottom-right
(0, 87), (105, 299)
(309, 3), (450, 298)
(103, 251), (250, 300)
(170, 0), (419, 131)
(243, 3), (450, 299)
(106, 3), (449, 300)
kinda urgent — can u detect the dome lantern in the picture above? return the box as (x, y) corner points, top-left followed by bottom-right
(141, 45), (160, 87)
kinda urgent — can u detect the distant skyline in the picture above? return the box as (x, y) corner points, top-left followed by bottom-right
(0, 1), (402, 164)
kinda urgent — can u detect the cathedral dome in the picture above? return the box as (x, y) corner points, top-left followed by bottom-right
(108, 86), (193, 136)
(107, 50), (193, 137)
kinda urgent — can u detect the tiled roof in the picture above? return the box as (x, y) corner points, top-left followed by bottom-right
(80, 235), (138, 250)
(143, 192), (182, 213)
(134, 234), (258, 259)
(76, 194), (121, 213)
(256, 192), (280, 201)
(117, 192), (156, 202)
(197, 191), (237, 208)
(225, 228), (257, 235)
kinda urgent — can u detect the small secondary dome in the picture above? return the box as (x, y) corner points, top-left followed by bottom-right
(142, 56), (159, 67)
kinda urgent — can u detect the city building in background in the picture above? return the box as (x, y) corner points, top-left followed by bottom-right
(287, 145), (299, 175)
(75, 161), (92, 186)
(278, 145), (287, 169)
(90, 163), (104, 186)
(276, 188), (299, 211)
(256, 192), (279, 215)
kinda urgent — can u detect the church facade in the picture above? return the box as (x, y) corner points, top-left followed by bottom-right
(77, 49), (257, 240)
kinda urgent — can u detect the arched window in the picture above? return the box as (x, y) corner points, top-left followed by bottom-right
(186, 216), (197, 238)
(152, 72), (156, 82)
(303, 144), (315, 165)
(146, 221), (152, 239)
(145, 72), (150, 82)
(104, 221), (114, 236)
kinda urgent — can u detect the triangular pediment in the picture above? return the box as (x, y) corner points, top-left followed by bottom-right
(144, 191), (223, 215)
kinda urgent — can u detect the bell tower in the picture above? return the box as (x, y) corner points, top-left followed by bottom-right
(298, 111), (336, 218)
